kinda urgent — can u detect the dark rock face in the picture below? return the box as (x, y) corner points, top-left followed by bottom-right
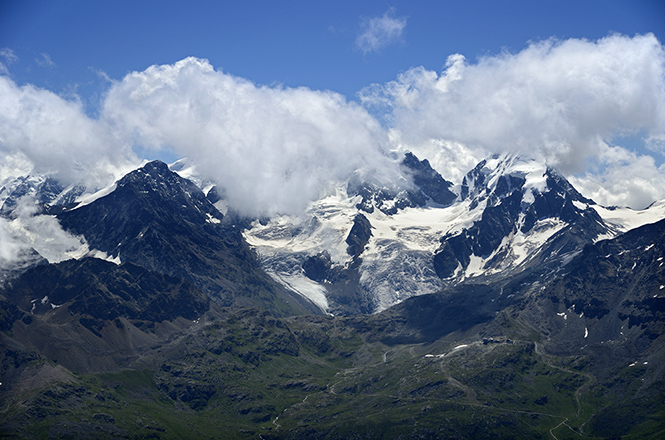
(401, 152), (456, 206)
(205, 185), (224, 204)
(558, 219), (664, 331)
(348, 178), (426, 216)
(0, 257), (213, 375)
(346, 214), (373, 258)
(348, 152), (456, 216)
(4, 257), (210, 323)
(0, 297), (25, 332)
(434, 190), (525, 278)
(508, 218), (665, 374)
(459, 159), (487, 201)
(434, 158), (609, 279)
(57, 161), (318, 315)
(295, 214), (377, 314)
(0, 248), (47, 288)
(302, 252), (332, 282)
(366, 283), (505, 344)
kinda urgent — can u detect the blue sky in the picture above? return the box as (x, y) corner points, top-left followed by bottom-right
(1, 0), (665, 213)
(3, 0), (663, 104)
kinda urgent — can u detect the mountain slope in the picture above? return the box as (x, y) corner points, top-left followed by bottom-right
(2, 220), (662, 438)
(57, 160), (319, 316)
(0, 257), (219, 417)
(514, 217), (665, 367)
(0, 174), (85, 217)
(434, 154), (609, 279)
(246, 153), (627, 315)
(0, 158), (664, 438)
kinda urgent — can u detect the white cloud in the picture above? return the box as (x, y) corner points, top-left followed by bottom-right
(0, 48), (18, 75)
(0, 196), (88, 269)
(356, 9), (407, 54)
(0, 217), (24, 266)
(35, 52), (56, 68)
(0, 75), (139, 189)
(2, 33), (665, 217)
(388, 130), (487, 186)
(362, 33), (665, 207)
(102, 57), (401, 216)
(570, 144), (665, 209)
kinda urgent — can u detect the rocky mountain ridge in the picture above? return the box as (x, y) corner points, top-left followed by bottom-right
(0, 152), (663, 438)
(2, 153), (664, 315)
(245, 152), (665, 314)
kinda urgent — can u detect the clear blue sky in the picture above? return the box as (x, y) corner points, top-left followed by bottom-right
(2, 0), (663, 106)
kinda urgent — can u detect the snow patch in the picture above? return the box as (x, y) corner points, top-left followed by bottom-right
(87, 249), (121, 265)
(74, 183), (117, 209)
(264, 269), (328, 311)
(572, 200), (588, 210)
(592, 200), (665, 233)
(205, 213), (221, 224)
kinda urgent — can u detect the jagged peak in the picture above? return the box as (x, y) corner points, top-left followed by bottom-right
(346, 152), (457, 216)
(461, 153), (545, 200)
(401, 152), (456, 206)
(459, 152), (597, 209)
(117, 159), (193, 195)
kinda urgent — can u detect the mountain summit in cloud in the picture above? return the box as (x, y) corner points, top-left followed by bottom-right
(1, 34), (665, 217)
(1, 149), (663, 438)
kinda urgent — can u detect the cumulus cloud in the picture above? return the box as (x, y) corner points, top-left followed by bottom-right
(102, 57), (400, 216)
(0, 75), (139, 189)
(0, 217), (25, 266)
(570, 144), (665, 209)
(356, 9), (407, 54)
(362, 33), (665, 207)
(388, 131), (488, 186)
(2, 33), (665, 215)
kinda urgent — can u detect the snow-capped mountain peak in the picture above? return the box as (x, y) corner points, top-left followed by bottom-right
(2, 153), (664, 317)
(434, 153), (609, 281)
(245, 152), (640, 314)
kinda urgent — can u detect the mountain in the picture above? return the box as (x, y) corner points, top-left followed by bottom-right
(1, 257), (211, 373)
(56, 160), (319, 316)
(516, 217), (665, 365)
(246, 153), (659, 315)
(349, 152), (456, 216)
(1, 218), (663, 439)
(2, 153), (662, 317)
(0, 174), (85, 217)
(1, 152), (664, 438)
(433, 154), (608, 279)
